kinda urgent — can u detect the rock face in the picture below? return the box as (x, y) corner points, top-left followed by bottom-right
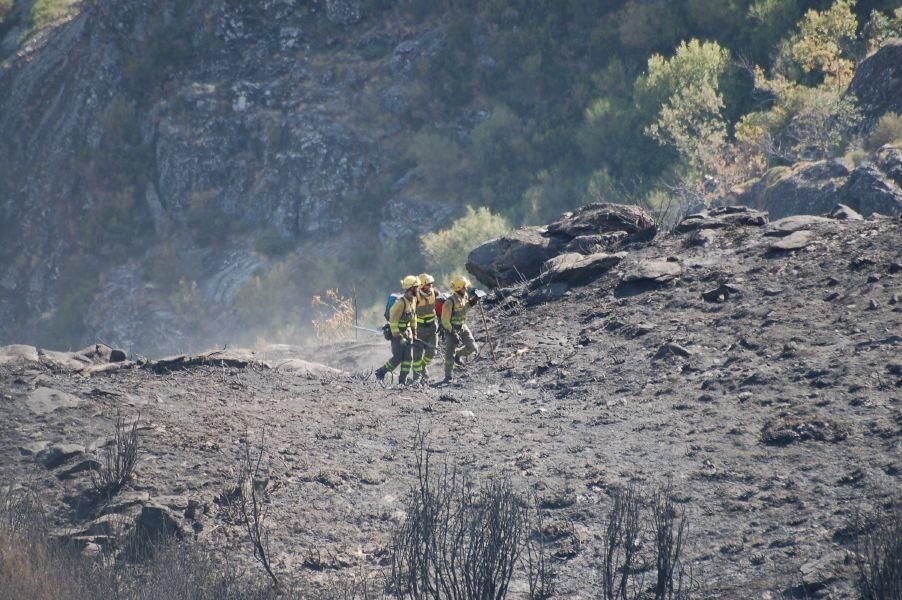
(467, 203), (656, 288)
(848, 39), (902, 126)
(737, 157), (902, 219)
(0, 1), (453, 354)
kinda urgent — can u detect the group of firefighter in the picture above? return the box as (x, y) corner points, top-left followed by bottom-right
(374, 273), (481, 386)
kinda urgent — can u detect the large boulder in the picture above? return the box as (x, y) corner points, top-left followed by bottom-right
(545, 203), (657, 242)
(737, 161), (850, 219)
(466, 203), (656, 288)
(877, 146), (902, 188)
(848, 39), (902, 127)
(466, 227), (559, 288)
(674, 206), (768, 233)
(841, 165), (902, 216)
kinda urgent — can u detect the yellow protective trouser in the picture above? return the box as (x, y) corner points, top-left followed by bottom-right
(382, 334), (413, 379)
(413, 321), (437, 375)
(444, 325), (478, 378)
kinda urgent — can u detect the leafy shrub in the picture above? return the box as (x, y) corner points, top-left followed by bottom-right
(863, 8), (902, 54)
(637, 39), (732, 173)
(864, 112), (902, 151)
(29, 0), (77, 32)
(420, 206), (509, 284)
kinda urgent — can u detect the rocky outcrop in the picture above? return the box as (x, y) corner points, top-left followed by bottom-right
(737, 156), (902, 219)
(849, 39), (902, 126)
(467, 203), (656, 288)
(0, 0), (451, 354)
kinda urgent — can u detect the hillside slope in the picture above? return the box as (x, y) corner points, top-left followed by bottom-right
(1, 206), (899, 597)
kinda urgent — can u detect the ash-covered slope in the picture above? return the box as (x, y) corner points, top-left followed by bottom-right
(0, 206), (899, 597)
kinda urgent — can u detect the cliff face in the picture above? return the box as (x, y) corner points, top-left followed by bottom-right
(0, 0), (454, 354)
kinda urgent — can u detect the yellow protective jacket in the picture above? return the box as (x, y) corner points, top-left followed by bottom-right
(441, 291), (469, 332)
(388, 293), (418, 337)
(415, 288), (440, 325)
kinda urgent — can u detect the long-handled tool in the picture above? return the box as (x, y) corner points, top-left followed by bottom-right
(477, 301), (496, 362)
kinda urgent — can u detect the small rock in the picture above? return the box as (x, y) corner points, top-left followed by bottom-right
(39, 444), (86, 469)
(19, 441), (50, 456)
(622, 260), (682, 283)
(654, 342), (692, 359)
(57, 458), (101, 480)
(135, 502), (186, 542)
(26, 387), (82, 415)
(769, 230), (814, 251)
(702, 282), (742, 303)
(869, 299), (880, 310)
(109, 349), (127, 362)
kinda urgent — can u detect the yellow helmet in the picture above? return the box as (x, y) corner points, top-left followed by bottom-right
(401, 275), (420, 290)
(419, 273), (435, 286)
(450, 276), (470, 292)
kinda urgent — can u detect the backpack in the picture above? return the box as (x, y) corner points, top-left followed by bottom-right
(383, 293), (403, 321)
(434, 293), (447, 320)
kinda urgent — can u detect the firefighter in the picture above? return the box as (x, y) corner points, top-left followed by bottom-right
(375, 275), (419, 384)
(412, 273), (440, 383)
(441, 275), (479, 384)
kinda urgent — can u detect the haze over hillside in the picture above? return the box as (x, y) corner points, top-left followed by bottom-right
(0, 0), (900, 355)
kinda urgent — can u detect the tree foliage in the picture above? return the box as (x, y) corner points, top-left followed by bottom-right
(421, 206), (509, 284)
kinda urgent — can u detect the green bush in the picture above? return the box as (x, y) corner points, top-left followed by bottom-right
(864, 112), (902, 151)
(421, 206), (509, 284)
(30, 0), (77, 32)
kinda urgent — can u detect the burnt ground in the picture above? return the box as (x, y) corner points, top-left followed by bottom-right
(0, 215), (900, 598)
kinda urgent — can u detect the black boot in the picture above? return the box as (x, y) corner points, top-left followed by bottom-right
(375, 367), (386, 381)
(398, 371), (409, 385)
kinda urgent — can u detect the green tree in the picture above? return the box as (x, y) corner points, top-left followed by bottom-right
(421, 206), (509, 283)
(779, 0), (859, 86)
(637, 39), (732, 173)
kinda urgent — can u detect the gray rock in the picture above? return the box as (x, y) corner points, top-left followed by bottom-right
(622, 260), (682, 283)
(545, 202), (656, 243)
(829, 204), (864, 220)
(702, 283), (743, 303)
(765, 215), (833, 236)
(738, 161), (850, 219)
(38, 349), (92, 371)
(769, 230), (815, 251)
(135, 502), (187, 541)
(26, 387), (83, 415)
(467, 227), (558, 288)
(840, 165), (902, 217)
(57, 458), (101, 480)
(0, 345), (39, 366)
(562, 231), (628, 254)
(654, 342), (692, 359)
(876, 145), (902, 188)
(674, 206), (768, 233)
(19, 441), (50, 456)
(539, 252), (626, 285)
(467, 203), (655, 288)
(40, 444), (86, 469)
(848, 39), (902, 126)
